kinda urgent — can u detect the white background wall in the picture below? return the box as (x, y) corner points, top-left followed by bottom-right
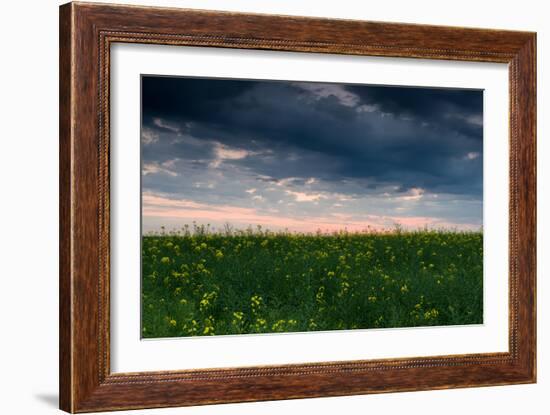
(0, 0), (547, 414)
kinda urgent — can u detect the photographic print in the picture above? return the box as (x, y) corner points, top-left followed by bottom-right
(140, 76), (483, 339)
(59, 5), (537, 409)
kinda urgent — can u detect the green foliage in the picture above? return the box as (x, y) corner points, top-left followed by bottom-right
(141, 229), (483, 338)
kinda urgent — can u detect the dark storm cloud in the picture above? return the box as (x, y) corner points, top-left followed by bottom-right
(142, 76), (255, 123)
(141, 76), (483, 200)
(346, 85), (482, 121)
(346, 85), (483, 140)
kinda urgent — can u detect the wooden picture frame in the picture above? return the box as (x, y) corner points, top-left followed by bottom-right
(59, 2), (536, 412)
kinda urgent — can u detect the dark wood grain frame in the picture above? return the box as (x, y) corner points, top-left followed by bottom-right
(59, 2), (536, 412)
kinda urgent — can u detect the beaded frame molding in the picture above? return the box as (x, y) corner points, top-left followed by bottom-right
(59, 2), (536, 412)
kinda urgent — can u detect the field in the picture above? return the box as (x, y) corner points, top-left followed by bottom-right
(141, 227), (483, 338)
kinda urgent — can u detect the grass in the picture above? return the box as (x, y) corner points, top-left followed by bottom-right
(141, 226), (483, 338)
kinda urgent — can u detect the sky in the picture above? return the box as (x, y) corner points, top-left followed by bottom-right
(141, 76), (483, 233)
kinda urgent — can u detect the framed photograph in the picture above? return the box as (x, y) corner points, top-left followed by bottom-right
(59, 2), (536, 412)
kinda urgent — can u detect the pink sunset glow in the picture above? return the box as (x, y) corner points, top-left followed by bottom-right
(142, 193), (478, 233)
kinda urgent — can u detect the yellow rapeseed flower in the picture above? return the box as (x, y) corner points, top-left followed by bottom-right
(250, 295), (262, 308)
(424, 308), (439, 320)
